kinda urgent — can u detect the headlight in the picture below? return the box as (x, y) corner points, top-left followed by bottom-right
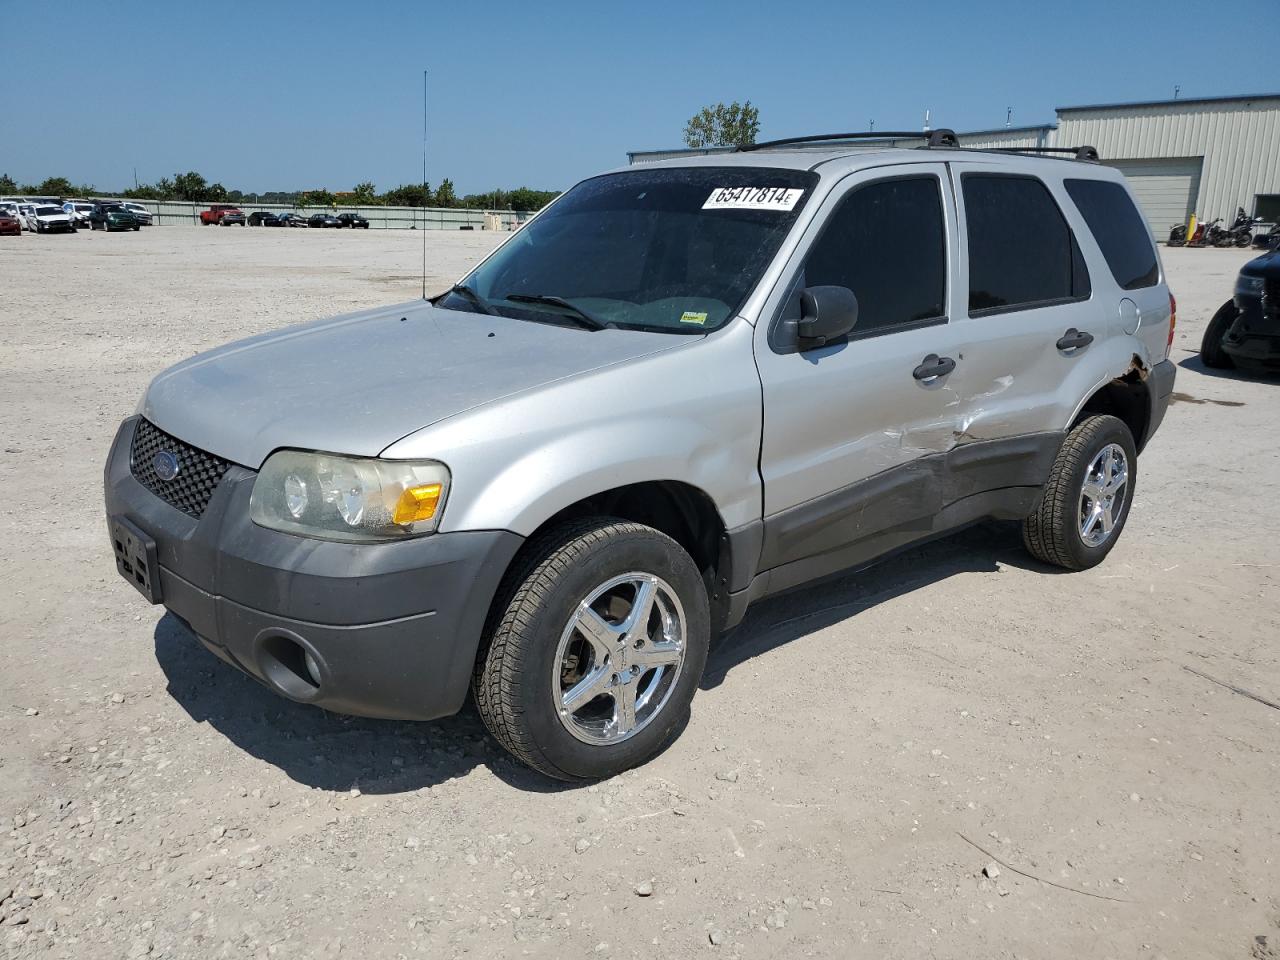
(1236, 274), (1264, 296)
(249, 451), (450, 542)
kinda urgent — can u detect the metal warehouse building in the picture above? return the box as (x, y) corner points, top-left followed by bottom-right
(629, 93), (1280, 240)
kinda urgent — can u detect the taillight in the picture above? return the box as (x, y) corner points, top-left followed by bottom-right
(1166, 292), (1177, 358)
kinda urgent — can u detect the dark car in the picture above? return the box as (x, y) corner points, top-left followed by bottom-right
(307, 213), (341, 228)
(279, 212), (307, 228)
(90, 203), (140, 232)
(0, 211), (20, 236)
(336, 212), (369, 229)
(1201, 245), (1280, 370)
(248, 211), (283, 227)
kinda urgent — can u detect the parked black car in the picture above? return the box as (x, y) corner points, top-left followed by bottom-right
(279, 212), (308, 228)
(336, 212), (369, 229)
(307, 213), (341, 228)
(1201, 244), (1280, 370)
(248, 211), (283, 227)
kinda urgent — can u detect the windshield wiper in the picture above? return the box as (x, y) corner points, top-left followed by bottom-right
(443, 283), (497, 315)
(504, 294), (610, 331)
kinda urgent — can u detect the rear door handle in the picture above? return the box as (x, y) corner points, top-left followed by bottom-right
(1056, 328), (1094, 351)
(912, 354), (956, 382)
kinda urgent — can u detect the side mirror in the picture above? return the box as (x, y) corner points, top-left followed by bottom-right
(797, 286), (859, 348)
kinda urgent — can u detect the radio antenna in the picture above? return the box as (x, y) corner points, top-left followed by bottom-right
(427, 70), (432, 300)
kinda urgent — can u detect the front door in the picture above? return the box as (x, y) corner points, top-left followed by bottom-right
(752, 163), (970, 575)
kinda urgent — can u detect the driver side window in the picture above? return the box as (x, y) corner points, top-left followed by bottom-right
(796, 176), (948, 336)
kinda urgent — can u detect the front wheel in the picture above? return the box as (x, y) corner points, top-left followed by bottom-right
(1023, 415), (1137, 571)
(473, 518), (710, 781)
(1200, 300), (1238, 369)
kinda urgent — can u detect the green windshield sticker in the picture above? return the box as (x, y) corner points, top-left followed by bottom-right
(680, 311), (708, 325)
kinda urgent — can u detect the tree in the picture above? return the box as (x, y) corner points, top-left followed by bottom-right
(434, 178), (457, 207)
(382, 183), (431, 207)
(0, 173), (15, 193)
(351, 181), (378, 203)
(683, 101), (760, 148)
(39, 177), (76, 196)
(172, 171), (211, 202)
(505, 187), (559, 212)
(300, 189), (335, 207)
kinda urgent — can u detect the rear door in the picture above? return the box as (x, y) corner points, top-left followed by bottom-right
(945, 163), (1099, 444)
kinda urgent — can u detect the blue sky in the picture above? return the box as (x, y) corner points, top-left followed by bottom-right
(5, 0), (1261, 196)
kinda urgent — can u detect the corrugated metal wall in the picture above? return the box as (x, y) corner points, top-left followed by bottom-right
(1057, 97), (1280, 221)
(955, 127), (1055, 150)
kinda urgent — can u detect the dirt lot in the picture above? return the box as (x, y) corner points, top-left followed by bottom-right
(1, 227), (1277, 960)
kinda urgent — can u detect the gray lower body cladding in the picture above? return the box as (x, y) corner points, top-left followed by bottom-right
(723, 358), (1175, 626)
(104, 417), (524, 721)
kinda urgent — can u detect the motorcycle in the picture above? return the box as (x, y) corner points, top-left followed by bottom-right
(1169, 216), (1212, 247)
(1255, 221), (1280, 249)
(1190, 218), (1223, 248)
(1217, 207), (1262, 248)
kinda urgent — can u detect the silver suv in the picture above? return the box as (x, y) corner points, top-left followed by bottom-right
(105, 132), (1176, 780)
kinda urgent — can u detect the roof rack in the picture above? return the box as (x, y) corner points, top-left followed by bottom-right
(988, 145), (1100, 162)
(736, 129), (959, 152)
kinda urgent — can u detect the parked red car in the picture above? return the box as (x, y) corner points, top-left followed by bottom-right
(200, 204), (247, 226)
(0, 211), (21, 236)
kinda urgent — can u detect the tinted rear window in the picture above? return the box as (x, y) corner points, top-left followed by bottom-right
(963, 174), (1090, 314)
(1064, 179), (1159, 290)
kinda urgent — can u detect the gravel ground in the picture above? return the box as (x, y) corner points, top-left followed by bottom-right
(1, 227), (1277, 960)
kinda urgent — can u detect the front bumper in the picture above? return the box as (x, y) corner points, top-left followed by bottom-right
(104, 417), (524, 720)
(1223, 293), (1280, 367)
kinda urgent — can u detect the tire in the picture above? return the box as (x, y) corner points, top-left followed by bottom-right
(1022, 415), (1137, 571)
(1200, 300), (1238, 369)
(133, 224), (140, 231)
(1235, 233), (1252, 248)
(473, 517), (711, 781)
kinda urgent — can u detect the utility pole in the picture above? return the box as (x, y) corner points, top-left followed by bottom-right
(1006, 107), (1012, 128)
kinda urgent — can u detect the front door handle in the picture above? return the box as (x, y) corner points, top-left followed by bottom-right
(1056, 328), (1094, 351)
(913, 354), (956, 382)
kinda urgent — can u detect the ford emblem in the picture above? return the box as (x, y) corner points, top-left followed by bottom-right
(152, 449), (181, 481)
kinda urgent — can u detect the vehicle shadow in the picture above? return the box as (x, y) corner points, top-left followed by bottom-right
(153, 614), (586, 796)
(702, 520), (1045, 690)
(154, 521), (1036, 793)
(1177, 352), (1280, 382)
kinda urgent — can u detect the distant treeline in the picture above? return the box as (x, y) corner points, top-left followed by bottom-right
(0, 171), (560, 212)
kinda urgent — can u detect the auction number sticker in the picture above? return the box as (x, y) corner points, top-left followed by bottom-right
(702, 186), (804, 211)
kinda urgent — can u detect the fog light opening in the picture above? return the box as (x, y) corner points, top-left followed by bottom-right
(258, 632), (324, 699)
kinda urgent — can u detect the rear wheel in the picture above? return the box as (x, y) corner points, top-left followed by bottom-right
(1200, 300), (1237, 369)
(473, 518), (710, 781)
(1023, 415), (1137, 571)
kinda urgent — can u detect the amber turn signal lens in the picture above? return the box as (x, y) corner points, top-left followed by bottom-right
(392, 483), (443, 525)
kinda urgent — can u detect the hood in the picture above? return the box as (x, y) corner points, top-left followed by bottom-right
(1242, 246), (1279, 276)
(141, 300), (685, 467)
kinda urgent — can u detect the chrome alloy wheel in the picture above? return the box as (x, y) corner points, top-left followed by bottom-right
(552, 572), (687, 746)
(1079, 443), (1129, 547)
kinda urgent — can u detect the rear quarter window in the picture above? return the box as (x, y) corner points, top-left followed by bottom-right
(1064, 179), (1160, 290)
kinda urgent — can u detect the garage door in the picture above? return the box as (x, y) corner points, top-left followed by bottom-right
(1106, 157), (1203, 239)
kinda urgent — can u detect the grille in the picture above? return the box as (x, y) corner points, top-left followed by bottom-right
(130, 419), (232, 519)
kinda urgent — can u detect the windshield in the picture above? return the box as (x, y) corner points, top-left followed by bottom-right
(36, 206), (61, 216)
(447, 166), (817, 333)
